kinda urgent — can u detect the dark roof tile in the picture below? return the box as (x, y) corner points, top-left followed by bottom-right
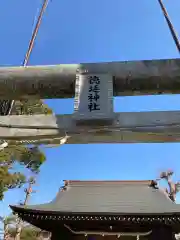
(11, 180), (180, 215)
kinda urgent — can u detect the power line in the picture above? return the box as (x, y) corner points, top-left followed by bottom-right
(158, 0), (180, 53)
(23, 0), (50, 67)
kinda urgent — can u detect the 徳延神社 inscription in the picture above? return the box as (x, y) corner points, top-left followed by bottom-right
(88, 76), (101, 112)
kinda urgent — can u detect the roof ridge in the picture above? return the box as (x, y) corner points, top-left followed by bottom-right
(64, 180), (152, 186)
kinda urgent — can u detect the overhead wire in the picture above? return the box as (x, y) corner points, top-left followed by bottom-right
(0, 0), (50, 150)
(158, 0), (180, 53)
(22, 0), (50, 67)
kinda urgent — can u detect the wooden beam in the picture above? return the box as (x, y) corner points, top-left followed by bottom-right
(0, 58), (180, 99)
(1, 111), (180, 144)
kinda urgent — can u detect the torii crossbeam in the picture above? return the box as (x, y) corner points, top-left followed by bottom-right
(1, 111), (180, 144)
(0, 58), (180, 99)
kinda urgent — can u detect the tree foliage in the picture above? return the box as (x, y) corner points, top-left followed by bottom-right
(8, 225), (50, 240)
(10, 227), (39, 240)
(11, 100), (53, 115)
(158, 169), (180, 202)
(0, 99), (52, 200)
(0, 215), (17, 240)
(18, 228), (40, 240)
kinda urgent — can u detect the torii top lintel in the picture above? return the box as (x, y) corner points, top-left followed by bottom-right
(0, 58), (180, 99)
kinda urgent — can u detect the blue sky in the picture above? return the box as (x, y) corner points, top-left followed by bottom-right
(0, 0), (180, 217)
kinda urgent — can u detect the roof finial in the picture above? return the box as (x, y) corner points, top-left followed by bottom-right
(150, 180), (158, 188)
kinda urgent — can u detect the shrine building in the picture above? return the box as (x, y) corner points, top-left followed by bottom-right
(10, 180), (180, 240)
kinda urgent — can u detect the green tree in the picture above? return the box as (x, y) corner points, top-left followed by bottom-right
(0, 215), (16, 240)
(18, 227), (40, 240)
(11, 99), (53, 115)
(9, 225), (50, 240)
(0, 99), (52, 200)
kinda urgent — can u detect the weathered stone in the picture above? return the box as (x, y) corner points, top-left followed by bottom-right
(0, 58), (179, 99)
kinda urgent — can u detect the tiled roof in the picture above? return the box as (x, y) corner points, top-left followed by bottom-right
(11, 180), (180, 215)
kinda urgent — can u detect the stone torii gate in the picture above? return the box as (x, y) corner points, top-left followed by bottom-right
(1, 58), (180, 145)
